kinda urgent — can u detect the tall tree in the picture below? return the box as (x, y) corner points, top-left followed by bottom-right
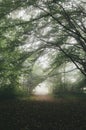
(26, 0), (86, 76)
(0, 0), (86, 96)
(0, 0), (37, 94)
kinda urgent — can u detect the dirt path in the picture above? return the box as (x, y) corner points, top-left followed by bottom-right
(31, 95), (56, 102)
(0, 96), (86, 130)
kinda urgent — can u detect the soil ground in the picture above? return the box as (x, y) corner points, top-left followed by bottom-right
(0, 95), (86, 130)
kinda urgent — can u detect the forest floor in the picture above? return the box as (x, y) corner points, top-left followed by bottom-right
(0, 95), (86, 130)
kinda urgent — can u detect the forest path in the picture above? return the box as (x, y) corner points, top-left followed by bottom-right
(30, 95), (56, 102)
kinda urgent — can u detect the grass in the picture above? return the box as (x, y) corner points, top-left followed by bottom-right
(0, 95), (86, 130)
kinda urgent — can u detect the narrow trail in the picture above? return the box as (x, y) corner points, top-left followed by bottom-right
(0, 95), (86, 130)
(31, 95), (55, 102)
(30, 95), (67, 103)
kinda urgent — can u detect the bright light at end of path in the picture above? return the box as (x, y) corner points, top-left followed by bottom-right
(33, 84), (49, 95)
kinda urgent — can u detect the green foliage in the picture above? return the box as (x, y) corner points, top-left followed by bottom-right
(71, 75), (86, 93)
(0, 0), (86, 98)
(0, 84), (17, 99)
(30, 0), (86, 76)
(0, 0), (37, 97)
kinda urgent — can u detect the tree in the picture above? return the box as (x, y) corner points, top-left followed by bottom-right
(0, 0), (37, 96)
(0, 0), (49, 97)
(0, 0), (86, 97)
(26, 0), (86, 76)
